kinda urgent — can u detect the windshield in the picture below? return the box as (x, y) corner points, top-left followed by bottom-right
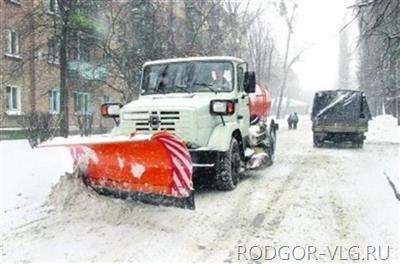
(141, 61), (233, 94)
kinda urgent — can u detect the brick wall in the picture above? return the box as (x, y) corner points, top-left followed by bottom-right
(0, 0), (122, 135)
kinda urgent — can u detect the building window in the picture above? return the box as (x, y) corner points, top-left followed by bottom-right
(9, 0), (21, 5)
(48, 37), (59, 64)
(5, 86), (21, 114)
(103, 95), (111, 103)
(5, 29), (20, 56)
(49, 89), (60, 114)
(47, 0), (58, 14)
(74, 92), (91, 115)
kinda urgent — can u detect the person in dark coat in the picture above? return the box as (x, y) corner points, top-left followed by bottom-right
(287, 112), (299, 129)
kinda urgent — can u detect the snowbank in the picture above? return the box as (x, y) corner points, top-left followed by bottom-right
(366, 115), (399, 143)
(46, 172), (151, 224)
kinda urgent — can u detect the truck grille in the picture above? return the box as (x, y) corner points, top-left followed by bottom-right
(123, 110), (184, 133)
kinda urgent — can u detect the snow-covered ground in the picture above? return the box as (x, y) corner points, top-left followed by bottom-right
(1, 115), (399, 262)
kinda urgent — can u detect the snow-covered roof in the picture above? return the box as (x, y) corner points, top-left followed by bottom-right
(144, 56), (245, 66)
(315, 89), (363, 95)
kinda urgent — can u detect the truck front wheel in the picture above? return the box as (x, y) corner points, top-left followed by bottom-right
(215, 138), (241, 190)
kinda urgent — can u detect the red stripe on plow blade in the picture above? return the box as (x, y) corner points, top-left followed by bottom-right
(154, 133), (193, 198)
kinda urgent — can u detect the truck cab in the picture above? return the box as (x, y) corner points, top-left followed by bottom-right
(102, 56), (276, 190)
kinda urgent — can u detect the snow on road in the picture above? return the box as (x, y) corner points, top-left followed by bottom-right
(0, 141), (72, 233)
(1, 115), (399, 262)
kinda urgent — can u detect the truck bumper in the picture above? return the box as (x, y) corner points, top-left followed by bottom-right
(313, 131), (366, 143)
(312, 121), (368, 133)
(313, 127), (368, 133)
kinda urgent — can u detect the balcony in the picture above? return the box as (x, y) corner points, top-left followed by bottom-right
(67, 60), (107, 81)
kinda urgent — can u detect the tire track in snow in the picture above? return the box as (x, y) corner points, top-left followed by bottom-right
(197, 127), (315, 262)
(224, 151), (326, 261)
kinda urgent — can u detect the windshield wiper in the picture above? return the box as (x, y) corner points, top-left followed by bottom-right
(155, 64), (169, 94)
(191, 82), (218, 93)
(174, 84), (192, 94)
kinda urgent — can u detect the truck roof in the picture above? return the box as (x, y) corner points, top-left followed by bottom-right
(144, 56), (245, 66)
(315, 89), (362, 94)
(311, 88), (371, 121)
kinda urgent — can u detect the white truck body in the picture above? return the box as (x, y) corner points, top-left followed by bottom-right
(114, 56), (250, 152)
(103, 56), (277, 191)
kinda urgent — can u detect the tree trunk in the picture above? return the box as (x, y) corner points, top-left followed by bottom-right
(267, 47), (274, 83)
(59, 24), (69, 137)
(396, 59), (400, 125)
(276, 29), (292, 119)
(28, 1), (36, 112)
(167, 0), (175, 56)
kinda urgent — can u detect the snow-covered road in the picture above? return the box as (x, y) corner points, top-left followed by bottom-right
(1, 116), (399, 262)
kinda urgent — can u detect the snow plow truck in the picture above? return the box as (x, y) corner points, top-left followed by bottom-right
(41, 56), (278, 209)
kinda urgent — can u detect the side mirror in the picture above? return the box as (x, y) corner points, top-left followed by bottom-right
(244, 71), (256, 93)
(101, 103), (122, 118)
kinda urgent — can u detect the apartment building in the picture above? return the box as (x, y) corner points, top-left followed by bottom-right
(0, 0), (120, 138)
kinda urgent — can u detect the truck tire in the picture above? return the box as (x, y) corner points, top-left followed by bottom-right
(351, 133), (364, 148)
(313, 133), (323, 148)
(270, 120), (277, 151)
(215, 137), (240, 191)
(267, 124), (277, 166)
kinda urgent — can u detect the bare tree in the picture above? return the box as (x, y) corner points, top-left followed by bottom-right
(96, 0), (267, 101)
(17, 111), (59, 148)
(222, 0), (267, 57)
(275, 2), (308, 119)
(353, 0), (399, 123)
(2, 0), (104, 137)
(246, 17), (276, 89)
(96, 1), (152, 102)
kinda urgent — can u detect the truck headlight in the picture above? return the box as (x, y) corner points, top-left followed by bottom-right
(210, 100), (235, 115)
(101, 103), (122, 118)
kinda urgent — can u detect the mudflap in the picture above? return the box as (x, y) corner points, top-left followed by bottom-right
(40, 132), (195, 210)
(245, 149), (271, 170)
(245, 119), (277, 170)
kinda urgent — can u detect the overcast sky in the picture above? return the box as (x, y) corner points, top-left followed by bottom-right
(259, 0), (358, 93)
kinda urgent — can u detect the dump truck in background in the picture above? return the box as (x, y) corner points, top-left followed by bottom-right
(311, 89), (371, 148)
(41, 56), (278, 209)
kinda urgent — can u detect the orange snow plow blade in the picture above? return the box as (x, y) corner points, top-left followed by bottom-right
(40, 132), (194, 209)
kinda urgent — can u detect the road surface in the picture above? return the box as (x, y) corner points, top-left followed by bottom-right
(2, 117), (399, 262)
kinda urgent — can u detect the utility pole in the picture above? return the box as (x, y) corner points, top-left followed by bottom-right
(276, 2), (296, 119)
(396, 59), (399, 126)
(338, 27), (349, 90)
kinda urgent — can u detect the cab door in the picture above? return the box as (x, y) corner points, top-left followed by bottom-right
(237, 63), (250, 136)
